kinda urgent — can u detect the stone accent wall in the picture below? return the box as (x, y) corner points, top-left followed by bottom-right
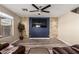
(22, 17), (58, 40)
(50, 17), (58, 39)
(22, 17), (29, 40)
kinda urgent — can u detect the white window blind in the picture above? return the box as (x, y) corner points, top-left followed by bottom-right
(0, 12), (14, 38)
(1, 19), (12, 37)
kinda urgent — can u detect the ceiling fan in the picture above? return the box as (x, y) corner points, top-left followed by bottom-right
(30, 4), (51, 13)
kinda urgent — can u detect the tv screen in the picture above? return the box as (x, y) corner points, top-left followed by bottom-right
(32, 18), (47, 28)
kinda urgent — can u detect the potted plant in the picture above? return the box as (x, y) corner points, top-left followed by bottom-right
(18, 22), (25, 40)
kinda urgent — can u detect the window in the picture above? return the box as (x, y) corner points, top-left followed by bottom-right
(0, 19), (2, 37)
(0, 18), (2, 37)
(0, 12), (14, 38)
(0, 18), (13, 38)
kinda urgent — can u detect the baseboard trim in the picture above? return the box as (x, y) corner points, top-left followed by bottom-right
(11, 39), (19, 44)
(29, 38), (50, 40)
(58, 39), (71, 46)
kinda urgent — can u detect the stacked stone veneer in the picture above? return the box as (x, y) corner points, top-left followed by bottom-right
(50, 17), (58, 39)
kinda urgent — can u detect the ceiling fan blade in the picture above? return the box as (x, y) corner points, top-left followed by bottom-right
(41, 5), (51, 10)
(30, 10), (39, 12)
(42, 10), (50, 13)
(32, 4), (39, 10)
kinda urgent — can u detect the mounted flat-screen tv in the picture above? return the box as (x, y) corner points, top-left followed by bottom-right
(32, 18), (47, 28)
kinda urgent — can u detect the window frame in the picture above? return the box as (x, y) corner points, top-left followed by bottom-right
(0, 12), (14, 38)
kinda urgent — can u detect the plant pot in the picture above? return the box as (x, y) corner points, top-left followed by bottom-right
(19, 36), (24, 40)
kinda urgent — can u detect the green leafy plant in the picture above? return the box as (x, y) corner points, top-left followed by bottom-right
(18, 22), (25, 40)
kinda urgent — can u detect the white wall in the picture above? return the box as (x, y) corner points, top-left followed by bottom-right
(58, 12), (79, 45)
(0, 5), (20, 43)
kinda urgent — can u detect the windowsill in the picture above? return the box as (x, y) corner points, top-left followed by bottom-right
(0, 36), (12, 39)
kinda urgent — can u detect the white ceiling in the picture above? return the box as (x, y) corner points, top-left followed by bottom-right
(2, 4), (79, 17)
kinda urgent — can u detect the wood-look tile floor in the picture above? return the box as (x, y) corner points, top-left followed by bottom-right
(12, 38), (68, 54)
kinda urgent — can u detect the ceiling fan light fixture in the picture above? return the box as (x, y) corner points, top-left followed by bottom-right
(38, 13), (41, 15)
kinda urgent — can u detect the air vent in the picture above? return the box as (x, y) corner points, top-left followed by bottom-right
(22, 8), (28, 11)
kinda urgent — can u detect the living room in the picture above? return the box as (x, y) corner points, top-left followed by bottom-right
(0, 4), (79, 54)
